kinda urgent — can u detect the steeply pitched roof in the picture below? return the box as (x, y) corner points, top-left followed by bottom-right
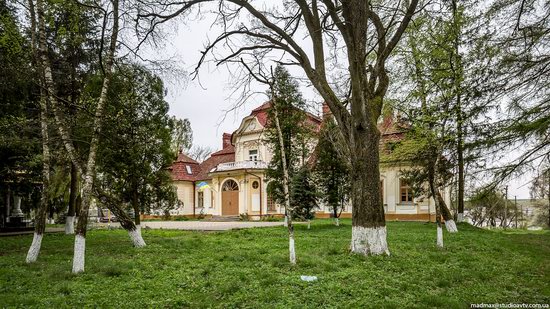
(195, 146), (235, 180)
(169, 102), (324, 183)
(169, 152), (202, 181)
(175, 152), (199, 164)
(250, 101), (322, 131)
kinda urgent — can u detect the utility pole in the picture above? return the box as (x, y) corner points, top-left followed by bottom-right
(504, 186), (508, 229)
(514, 196), (518, 229)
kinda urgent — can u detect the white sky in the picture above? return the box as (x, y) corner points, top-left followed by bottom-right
(143, 12), (533, 199)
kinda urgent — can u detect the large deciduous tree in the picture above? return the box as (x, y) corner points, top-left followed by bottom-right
(137, 0), (419, 255)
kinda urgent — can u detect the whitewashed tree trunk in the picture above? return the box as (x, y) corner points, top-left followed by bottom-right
(72, 234), (86, 273)
(457, 213), (464, 223)
(128, 225), (146, 248)
(335, 217), (340, 226)
(35, 0), (118, 273)
(272, 97), (296, 265)
(445, 219), (458, 233)
(437, 191), (459, 233)
(307, 220), (311, 229)
(25, 0), (49, 264)
(437, 225), (444, 248)
(65, 216), (75, 235)
(350, 226), (390, 255)
(26, 233), (43, 263)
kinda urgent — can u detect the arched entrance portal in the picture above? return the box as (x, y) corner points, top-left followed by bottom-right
(221, 179), (239, 216)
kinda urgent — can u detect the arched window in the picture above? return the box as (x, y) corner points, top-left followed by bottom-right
(222, 179), (239, 191)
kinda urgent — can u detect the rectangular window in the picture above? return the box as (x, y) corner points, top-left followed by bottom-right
(198, 191), (204, 208)
(248, 149), (258, 161)
(400, 179), (413, 203)
(267, 196), (276, 212)
(185, 165), (192, 174)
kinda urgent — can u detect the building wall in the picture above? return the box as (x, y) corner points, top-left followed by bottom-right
(172, 114), (453, 219)
(317, 165), (446, 217)
(174, 181), (195, 215)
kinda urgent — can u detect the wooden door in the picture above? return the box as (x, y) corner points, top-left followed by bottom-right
(222, 191), (239, 215)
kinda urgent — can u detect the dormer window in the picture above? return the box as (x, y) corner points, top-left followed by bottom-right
(185, 165), (192, 174)
(249, 149), (258, 161)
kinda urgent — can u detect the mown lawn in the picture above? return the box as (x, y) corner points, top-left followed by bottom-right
(0, 220), (549, 308)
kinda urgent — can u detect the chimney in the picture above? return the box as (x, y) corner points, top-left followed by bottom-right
(322, 102), (332, 119)
(222, 133), (232, 149)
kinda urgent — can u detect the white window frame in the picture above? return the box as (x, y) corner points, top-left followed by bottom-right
(248, 149), (258, 161)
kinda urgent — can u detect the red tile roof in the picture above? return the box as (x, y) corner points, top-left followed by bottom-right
(175, 152), (199, 164)
(169, 152), (202, 181)
(250, 101), (322, 131)
(169, 102), (327, 183)
(195, 146), (235, 180)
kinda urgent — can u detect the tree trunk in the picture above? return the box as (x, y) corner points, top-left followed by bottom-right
(349, 127), (389, 256)
(272, 96), (296, 265)
(457, 134), (465, 223)
(334, 205), (340, 226)
(451, 0), (465, 224)
(65, 163), (78, 234)
(26, 0), (49, 264)
(428, 157), (444, 248)
(132, 188), (140, 225)
(131, 188), (143, 244)
(70, 0), (119, 273)
(26, 94), (50, 263)
(438, 192), (458, 233)
(95, 187), (146, 248)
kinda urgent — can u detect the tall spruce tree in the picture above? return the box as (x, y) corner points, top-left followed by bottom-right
(314, 118), (349, 226)
(265, 66), (313, 209)
(266, 65), (315, 264)
(290, 167), (318, 221)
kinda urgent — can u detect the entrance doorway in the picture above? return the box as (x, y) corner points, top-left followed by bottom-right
(221, 179), (239, 216)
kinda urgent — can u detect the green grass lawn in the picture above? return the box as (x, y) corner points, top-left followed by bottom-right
(1, 220), (549, 308)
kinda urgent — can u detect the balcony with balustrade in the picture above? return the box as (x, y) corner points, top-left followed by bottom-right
(210, 160), (268, 173)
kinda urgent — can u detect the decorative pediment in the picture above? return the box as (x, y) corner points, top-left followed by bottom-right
(244, 119), (258, 132)
(234, 115), (264, 137)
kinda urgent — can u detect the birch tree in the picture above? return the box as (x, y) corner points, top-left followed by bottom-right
(272, 98), (297, 265)
(24, 0), (51, 262)
(30, 0), (146, 273)
(264, 66), (313, 264)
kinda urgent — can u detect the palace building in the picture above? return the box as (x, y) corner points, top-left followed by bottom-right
(168, 102), (450, 221)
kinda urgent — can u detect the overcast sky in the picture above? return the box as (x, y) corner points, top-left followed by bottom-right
(144, 13), (533, 199)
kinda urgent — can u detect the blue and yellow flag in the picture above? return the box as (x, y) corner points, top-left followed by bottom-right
(197, 181), (210, 191)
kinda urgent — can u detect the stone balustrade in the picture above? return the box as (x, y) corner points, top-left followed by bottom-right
(211, 160), (268, 172)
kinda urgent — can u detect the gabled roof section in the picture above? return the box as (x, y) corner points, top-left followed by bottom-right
(175, 152), (199, 164)
(170, 152), (201, 181)
(248, 101), (322, 132)
(195, 145), (235, 180)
